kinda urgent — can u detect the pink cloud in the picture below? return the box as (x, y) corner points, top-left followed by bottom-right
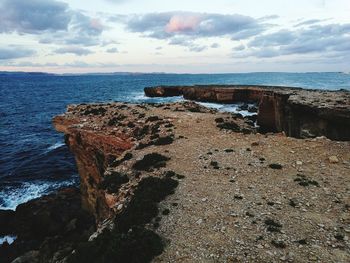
(90, 18), (105, 31)
(165, 15), (201, 33)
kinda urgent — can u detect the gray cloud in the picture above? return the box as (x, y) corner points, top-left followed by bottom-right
(38, 12), (107, 46)
(234, 23), (350, 58)
(123, 12), (271, 40)
(211, 43), (220, 48)
(248, 30), (295, 47)
(233, 44), (245, 51)
(188, 45), (207, 52)
(258, 15), (279, 22)
(294, 18), (330, 27)
(116, 12), (276, 53)
(168, 37), (208, 52)
(0, 0), (71, 34)
(106, 47), (118, 53)
(0, 0), (107, 47)
(0, 47), (36, 60)
(54, 46), (93, 56)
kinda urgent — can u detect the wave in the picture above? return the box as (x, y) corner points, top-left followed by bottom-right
(129, 92), (183, 103)
(46, 142), (65, 152)
(198, 102), (257, 117)
(0, 235), (16, 245)
(0, 178), (78, 210)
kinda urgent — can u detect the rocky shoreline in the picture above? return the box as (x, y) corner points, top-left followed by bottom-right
(1, 86), (349, 262)
(145, 85), (350, 140)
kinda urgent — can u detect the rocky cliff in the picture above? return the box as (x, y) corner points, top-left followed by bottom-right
(1, 90), (349, 262)
(144, 85), (350, 140)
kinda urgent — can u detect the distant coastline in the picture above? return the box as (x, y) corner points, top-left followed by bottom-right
(0, 70), (348, 76)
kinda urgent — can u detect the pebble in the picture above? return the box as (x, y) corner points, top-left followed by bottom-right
(309, 255), (318, 261)
(196, 219), (203, 225)
(296, 161), (303, 165)
(229, 212), (239, 217)
(329, 156), (339, 163)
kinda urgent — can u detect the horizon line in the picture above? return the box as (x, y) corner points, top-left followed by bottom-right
(0, 70), (347, 76)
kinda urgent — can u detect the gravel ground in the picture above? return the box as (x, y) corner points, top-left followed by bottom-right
(146, 105), (350, 263)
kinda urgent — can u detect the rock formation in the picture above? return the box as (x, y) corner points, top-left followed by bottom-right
(144, 85), (350, 140)
(1, 88), (349, 262)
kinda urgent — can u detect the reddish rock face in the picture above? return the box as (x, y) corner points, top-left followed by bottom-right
(52, 102), (184, 220)
(145, 85), (350, 141)
(53, 114), (134, 220)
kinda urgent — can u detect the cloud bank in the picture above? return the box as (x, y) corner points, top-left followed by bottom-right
(233, 23), (350, 58)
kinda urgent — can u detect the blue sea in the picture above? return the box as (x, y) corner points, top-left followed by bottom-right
(1, 72), (349, 210)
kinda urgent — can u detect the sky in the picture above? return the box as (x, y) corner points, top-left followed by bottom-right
(0, 0), (349, 73)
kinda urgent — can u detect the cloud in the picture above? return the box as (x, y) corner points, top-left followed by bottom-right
(233, 23), (350, 58)
(38, 12), (107, 46)
(0, 0), (108, 47)
(106, 47), (118, 53)
(2, 61), (59, 67)
(248, 29), (295, 47)
(0, 0), (71, 34)
(123, 12), (271, 40)
(258, 15), (279, 22)
(100, 40), (119, 47)
(168, 37), (208, 52)
(54, 46), (93, 56)
(294, 19), (329, 27)
(117, 11), (275, 53)
(0, 47), (36, 60)
(211, 43), (220, 48)
(233, 44), (245, 51)
(165, 15), (200, 33)
(188, 45), (207, 52)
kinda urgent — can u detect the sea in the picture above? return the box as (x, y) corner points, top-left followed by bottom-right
(1, 72), (350, 211)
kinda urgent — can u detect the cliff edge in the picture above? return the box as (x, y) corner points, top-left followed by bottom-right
(2, 87), (349, 262)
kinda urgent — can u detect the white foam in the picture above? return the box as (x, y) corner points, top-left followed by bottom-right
(0, 178), (78, 210)
(129, 93), (257, 116)
(198, 102), (257, 117)
(129, 92), (183, 103)
(0, 235), (16, 245)
(47, 142), (65, 151)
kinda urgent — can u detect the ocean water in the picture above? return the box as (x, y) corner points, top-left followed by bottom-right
(1, 72), (349, 210)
